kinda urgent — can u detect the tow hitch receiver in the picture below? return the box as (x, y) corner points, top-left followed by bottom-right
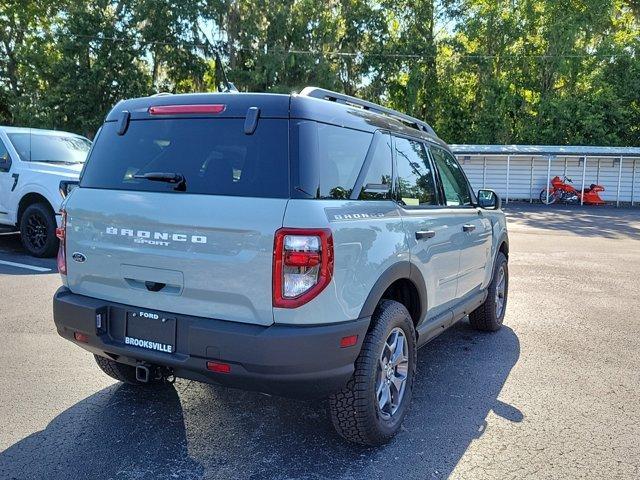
(135, 364), (150, 383)
(135, 363), (175, 384)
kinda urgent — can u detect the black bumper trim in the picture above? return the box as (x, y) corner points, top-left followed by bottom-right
(53, 287), (370, 399)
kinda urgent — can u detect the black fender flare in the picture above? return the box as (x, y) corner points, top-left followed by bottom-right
(358, 261), (427, 323)
(495, 231), (509, 262)
(497, 231), (509, 254)
(487, 231), (509, 282)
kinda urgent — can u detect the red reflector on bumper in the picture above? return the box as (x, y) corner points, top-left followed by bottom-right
(206, 361), (231, 374)
(74, 332), (89, 343)
(340, 335), (358, 348)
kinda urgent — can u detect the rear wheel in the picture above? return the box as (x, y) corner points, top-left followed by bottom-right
(328, 300), (416, 446)
(469, 252), (508, 332)
(94, 355), (164, 386)
(19, 203), (58, 257)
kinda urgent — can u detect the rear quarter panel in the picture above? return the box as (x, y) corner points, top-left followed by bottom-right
(275, 199), (409, 325)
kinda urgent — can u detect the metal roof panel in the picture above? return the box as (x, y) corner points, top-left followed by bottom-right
(450, 144), (640, 157)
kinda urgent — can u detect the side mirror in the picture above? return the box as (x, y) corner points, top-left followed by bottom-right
(0, 152), (11, 172)
(477, 189), (501, 210)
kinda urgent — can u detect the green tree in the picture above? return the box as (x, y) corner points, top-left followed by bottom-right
(0, 0), (637, 145)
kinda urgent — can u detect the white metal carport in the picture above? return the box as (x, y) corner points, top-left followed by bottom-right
(449, 145), (640, 206)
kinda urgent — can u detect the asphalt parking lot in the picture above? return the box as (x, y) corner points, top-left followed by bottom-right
(1, 205), (639, 480)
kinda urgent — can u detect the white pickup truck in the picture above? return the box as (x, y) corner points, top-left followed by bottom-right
(0, 126), (91, 257)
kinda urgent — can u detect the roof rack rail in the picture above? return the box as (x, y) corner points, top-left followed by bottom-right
(299, 87), (436, 136)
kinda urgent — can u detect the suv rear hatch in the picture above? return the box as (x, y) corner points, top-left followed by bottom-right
(63, 95), (290, 326)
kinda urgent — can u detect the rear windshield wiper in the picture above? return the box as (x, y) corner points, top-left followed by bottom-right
(133, 172), (187, 191)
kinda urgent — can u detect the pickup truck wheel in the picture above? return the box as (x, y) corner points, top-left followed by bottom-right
(328, 300), (416, 446)
(93, 355), (163, 386)
(469, 252), (508, 331)
(19, 203), (58, 258)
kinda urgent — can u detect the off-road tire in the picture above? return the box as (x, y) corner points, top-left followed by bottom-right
(94, 355), (163, 386)
(469, 252), (508, 332)
(19, 203), (59, 258)
(328, 300), (417, 446)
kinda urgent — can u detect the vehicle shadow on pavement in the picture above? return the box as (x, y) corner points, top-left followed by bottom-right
(0, 232), (57, 275)
(0, 322), (520, 480)
(0, 383), (204, 480)
(505, 203), (640, 239)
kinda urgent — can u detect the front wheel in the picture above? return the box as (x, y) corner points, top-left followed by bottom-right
(328, 300), (417, 446)
(539, 188), (559, 205)
(19, 203), (59, 257)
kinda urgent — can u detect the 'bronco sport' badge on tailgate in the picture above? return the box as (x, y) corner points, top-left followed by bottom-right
(105, 226), (207, 247)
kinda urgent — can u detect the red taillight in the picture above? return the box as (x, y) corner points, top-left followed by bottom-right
(56, 209), (67, 275)
(148, 104), (226, 115)
(284, 251), (321, 267)
(273, 228), (333, 308)
(206, 361), (231, 374)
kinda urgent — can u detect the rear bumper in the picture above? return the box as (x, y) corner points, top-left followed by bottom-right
(53, 287), (370, 399)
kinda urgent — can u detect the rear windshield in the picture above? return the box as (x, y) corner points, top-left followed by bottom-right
(8, 132), (91, 164)
(80, 118), (289, 198)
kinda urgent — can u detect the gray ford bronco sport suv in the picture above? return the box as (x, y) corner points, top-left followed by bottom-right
(53, 87), (509, 446)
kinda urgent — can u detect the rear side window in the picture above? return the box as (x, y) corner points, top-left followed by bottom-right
(358, 132), (393, 200)
(81, 119), (289, 198)
(296, 122), (373, 199)
(0, 139), (11, 172)
(394, 137), (439, 207)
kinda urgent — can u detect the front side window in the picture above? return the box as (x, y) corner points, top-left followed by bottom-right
(7, 133), (91, 164)
(394, 137), (438, 207)
(430, 146), (472, 206)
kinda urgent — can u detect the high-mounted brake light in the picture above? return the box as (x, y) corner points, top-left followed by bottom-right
(273, 228), (333, 308)
(56, 209), (67, 275)
(148, 104), (226, 115)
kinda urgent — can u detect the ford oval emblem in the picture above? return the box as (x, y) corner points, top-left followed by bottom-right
(72, 252), (87, 263)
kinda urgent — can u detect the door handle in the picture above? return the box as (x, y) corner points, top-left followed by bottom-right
(462, 224), (476, 232)
(415, 230), (436, 240)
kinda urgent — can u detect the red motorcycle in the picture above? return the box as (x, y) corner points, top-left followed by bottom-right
(540, 175), (605, 205)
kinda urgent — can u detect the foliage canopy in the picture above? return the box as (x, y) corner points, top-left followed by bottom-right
(0, 0), (638, 145)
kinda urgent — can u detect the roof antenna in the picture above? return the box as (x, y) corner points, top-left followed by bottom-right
(214, 50), (238, 93)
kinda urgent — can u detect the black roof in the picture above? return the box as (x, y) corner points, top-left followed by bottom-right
(106, 90), (447, 149)
(105, 92), (291, 121)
